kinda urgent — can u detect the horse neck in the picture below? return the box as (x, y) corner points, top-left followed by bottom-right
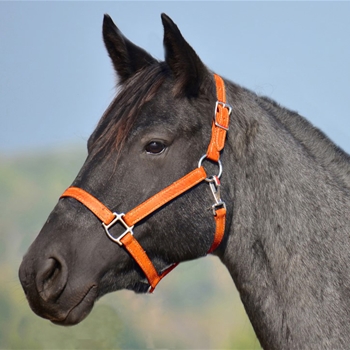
(219, 83), (350, 349)
(258, 95), (350, 189)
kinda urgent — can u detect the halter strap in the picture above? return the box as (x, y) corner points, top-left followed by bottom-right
(206, 74), (231, 162)
(60, 73), (230, 292)
(61, 167), (206, 228)
(61, 167), (207, 291)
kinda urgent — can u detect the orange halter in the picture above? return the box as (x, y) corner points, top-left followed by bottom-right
(60, 74), (231, 292)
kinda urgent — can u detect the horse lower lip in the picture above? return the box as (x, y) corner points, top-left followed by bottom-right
(52, 286), (97, 326)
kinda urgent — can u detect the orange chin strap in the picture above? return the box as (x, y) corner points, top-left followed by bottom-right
(60, 74), (231, 292)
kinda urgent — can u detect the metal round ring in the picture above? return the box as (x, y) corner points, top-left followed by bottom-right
(198, 154), (223, 181)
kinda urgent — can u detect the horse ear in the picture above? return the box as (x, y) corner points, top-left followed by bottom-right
(103, 14), (157, 84)
(161, 13), (207, 97)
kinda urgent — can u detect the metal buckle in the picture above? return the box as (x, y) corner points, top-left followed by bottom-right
(214, 101), (232, 131)
(102, 213), (134, 246)
(208, 176), (226, 215)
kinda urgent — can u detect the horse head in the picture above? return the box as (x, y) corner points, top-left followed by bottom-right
(18, 14), (232, 326)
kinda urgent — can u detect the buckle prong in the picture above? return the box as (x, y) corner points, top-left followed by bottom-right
(214, 101), (232, 131)
(102, 213), (134, 246)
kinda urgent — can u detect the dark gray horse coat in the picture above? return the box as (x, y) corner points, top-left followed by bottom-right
(19, 13), (350, 350)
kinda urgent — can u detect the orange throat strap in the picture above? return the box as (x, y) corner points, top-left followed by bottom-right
(60, 74), (231, 292)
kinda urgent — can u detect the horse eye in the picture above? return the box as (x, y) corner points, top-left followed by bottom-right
(145, 141), (166, 155)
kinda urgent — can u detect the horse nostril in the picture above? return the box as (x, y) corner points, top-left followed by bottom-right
(36, 257), (68, 302)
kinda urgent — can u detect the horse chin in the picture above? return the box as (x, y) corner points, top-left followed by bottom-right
(51, 285), (98, 326)
(127, 281), (151, 294)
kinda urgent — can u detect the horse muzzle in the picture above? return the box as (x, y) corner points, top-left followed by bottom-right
(19, 249), (98, 326)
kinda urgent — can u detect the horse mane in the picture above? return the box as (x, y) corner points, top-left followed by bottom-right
(88, 61), (215, 159)
(88, 62), (170, 157)
(257, 95), (350, 189)
(89, 59), (350, 190)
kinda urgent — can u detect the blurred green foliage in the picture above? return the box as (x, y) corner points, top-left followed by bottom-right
(0, 145), (261, 349)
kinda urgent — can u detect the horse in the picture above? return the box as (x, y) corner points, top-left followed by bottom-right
(19, 13), (350, 350)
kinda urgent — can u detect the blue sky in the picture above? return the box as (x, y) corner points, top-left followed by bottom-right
(1, 1), (350, 155)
